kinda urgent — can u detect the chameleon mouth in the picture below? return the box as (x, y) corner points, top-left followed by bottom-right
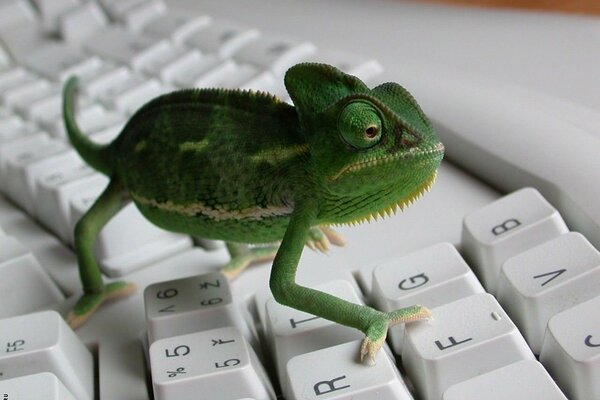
(329, 142), (444, 181)
(342, 169), (438, 226)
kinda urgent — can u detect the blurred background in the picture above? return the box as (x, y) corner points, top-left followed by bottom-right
(427, 0), (600, 15)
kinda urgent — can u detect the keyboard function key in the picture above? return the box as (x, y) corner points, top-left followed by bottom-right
(285, 340), (413, 400)
(540, 295), (600, 400)
(403, 293), (535, 400)
(0, 311), (94, 400)
(462, 187), (569, 293)
(498, 232), (600, 353)
(0, 372), (76, 400)
(371, 242), (485, 354)
(149, 326), (275, 400)
(442, 360), (567, 400)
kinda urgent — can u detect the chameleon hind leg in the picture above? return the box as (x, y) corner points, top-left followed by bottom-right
(222, 242), (279, 279)
(269, 204), (431, 365)
(66, 178), (136, 329)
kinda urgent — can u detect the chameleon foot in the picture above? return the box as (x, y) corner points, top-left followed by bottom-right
(360, 305), (432, 365)
(306, 226), (346, 252)
(66, 281), (136, 329)
(223, 245), (279, 280)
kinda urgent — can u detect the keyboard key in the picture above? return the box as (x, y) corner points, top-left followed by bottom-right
(371, 242), (485, 354)
(143, 11), (211, 44)
(69, 191), (192, 277)
(540, 295), (600, 400)
(140, 46), (202, 84)
(144, 271), (253, 344)
(285, 340), (412, 400)
(462, 187), (569, 293)
(183, 19), (260, 58)
(442, 360), (567, 400)
(0, 67), (36, 93)
(497, 232), (600, 354)
(265, 280), (364, 392)
(171, 53), (224, 88)
(149, 326), (275, 400)
(99, 0), (148, 21)
(97, 75), (168, 114)
(403, 293), (535, 400)
(0, 235), (64, 318)
(0, 372), (76, 400)
(234, 35), (316, 77)
(0, 311), (94, 400)
(120, 0), (166, 32)
(30, 0), (81, 33)
(85, 26), (173, 71)
(3, 139), (68, 214)
(22, 43), (103, 82)
(0, 1), (36, 29)
(80, 64), (133, 99)
(0, 43), (11, 71)
(0, 134), (51, 186)
(1, 78), (51, 108)
(59, 2), (109, 44)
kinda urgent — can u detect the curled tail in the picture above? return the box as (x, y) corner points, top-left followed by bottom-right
(63, 77), (114, 176)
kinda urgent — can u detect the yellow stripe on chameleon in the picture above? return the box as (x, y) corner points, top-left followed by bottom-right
(250, 144), (309, 165)
(130, 192), (293, 221)
(179, 138), (210, 153)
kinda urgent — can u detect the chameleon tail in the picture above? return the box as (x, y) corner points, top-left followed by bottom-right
(63, 77), (114, 176)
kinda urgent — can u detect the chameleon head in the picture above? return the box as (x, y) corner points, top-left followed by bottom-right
(285, 63), (444, 224)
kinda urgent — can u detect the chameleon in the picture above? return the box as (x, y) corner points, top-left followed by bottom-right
(62, 63), (444, 364)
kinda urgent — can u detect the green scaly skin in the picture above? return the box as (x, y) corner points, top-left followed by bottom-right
(62, 63), (444, 364)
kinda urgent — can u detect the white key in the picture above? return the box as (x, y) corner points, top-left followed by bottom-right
(266, 280), (364, 392)
(144, 271), (253, 344)
(1, 78), (51, 109)
(0, 1), (36, 29)
(149, 326), (275, 400)
(172, 54), (223, 88)
(0, 43), (11, 72)
(462, 187), (569, 293)
(0, 67), (37, 93)
(183, 19), (260, 58)
(307, 50), (383, 83)
(3, 139), (68, 214)
(86, 27), (174, 71)
(540, 295), (600, 400)
(69, 189), (192, 276)
(99, 0), (147, 21)
(0, 135), (50, 186)
(140, 46), (201, 83)
(371, 242), (485, 354)
(442, 360), (567, 400)
(0, 235), (64, 318)
(44, 103), (122, 140)
(98, 76), (168, 114)
(234, 35), (316, 77)
(35, 170), (106, 242)
(30, 0), (81, 33)
(22, 43), (103, 82)
(59, 2), (109, 44)
(143, 12), (211, 45)
(0, 372), (76, 400)
(402, 293), (535, 400)
(188, 59), (239, 88)
(80, 64), (133, 99)
(0, 115), (38, 144)
(286, 340), (412, 400)
(120, 0), (166, 31)
(497, 232), (600, 353)
(0, 311), (94, 400)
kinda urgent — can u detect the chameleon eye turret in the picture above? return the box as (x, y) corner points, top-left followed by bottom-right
(63, 62), (442, 366)
(338, 100), (383, 150)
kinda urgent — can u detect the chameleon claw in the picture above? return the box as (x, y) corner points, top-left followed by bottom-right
(359, 305), (432, 365)
(320, 226), (346, 247)
(67, 281), (136, 329)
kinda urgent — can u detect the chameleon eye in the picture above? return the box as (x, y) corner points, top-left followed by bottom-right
(338, 101), (383, 150)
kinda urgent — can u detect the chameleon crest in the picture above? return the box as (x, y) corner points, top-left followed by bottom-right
(63, 63), (443, 364)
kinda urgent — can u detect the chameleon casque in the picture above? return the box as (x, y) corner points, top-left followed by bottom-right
(63, 63), (444, 364)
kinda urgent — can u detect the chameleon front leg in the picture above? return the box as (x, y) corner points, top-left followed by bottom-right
(269, 203), (431, 365)
(67, 178), (136, 329)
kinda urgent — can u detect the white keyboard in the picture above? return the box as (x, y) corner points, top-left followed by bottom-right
(0, 0), (599, 399)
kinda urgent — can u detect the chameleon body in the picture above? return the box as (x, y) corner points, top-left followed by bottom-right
(63, 63), (444, 364)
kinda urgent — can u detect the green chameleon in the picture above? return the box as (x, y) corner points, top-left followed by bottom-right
(63, 63), (444, 364)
